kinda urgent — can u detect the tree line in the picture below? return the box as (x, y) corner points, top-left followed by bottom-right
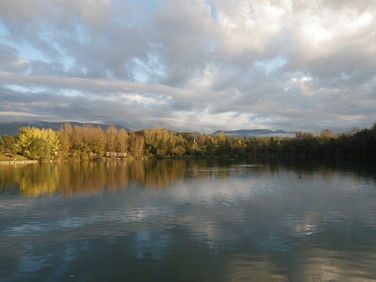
(0, 123), (375, 161)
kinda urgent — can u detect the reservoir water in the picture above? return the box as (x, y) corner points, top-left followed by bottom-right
(0, 160), (375, 281)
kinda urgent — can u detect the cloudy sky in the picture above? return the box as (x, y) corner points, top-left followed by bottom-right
(0, 0), (375, 132)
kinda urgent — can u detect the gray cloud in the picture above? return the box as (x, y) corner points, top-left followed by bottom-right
(0, 0), (375, 132)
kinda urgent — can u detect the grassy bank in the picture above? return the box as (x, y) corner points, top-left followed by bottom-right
(0, 153), (29, 161)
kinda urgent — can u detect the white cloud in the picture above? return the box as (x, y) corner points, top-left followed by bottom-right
(0, 0), (375, 131)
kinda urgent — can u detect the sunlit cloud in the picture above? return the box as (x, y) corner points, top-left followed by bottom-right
(0, 0), (375, 131)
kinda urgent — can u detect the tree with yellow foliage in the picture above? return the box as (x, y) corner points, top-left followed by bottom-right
(17, 127), (59, 160)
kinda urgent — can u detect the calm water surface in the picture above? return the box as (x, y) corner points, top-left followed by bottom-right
(0, 160), (375, 281)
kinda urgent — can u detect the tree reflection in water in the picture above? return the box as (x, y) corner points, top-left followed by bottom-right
(0, 160), (217, 196)
(0, 160), (376, 281)
(0, 159), (375, 197)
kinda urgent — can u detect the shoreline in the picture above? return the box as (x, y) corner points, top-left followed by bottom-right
(0, 160), (39, 165)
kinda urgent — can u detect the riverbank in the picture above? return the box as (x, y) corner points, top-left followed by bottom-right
(0, 159), (39, 165)
(0, 153), (38, 165)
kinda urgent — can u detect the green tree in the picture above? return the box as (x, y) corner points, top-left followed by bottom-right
(0, 136), (18, 156)
(28, 137), (51, 160)
(17, 127), (59, 160)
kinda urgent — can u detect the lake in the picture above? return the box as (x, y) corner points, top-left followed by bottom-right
(0, 160), (375, 281)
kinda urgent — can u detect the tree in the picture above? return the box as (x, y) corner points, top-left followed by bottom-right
(105, 126), (118, 153)
(173, 145), (186, 157)
(28, 137), (51, 160)
(58, 123), (73, 159)
(116, 128), (129, 154)
(86, 127), (105, 157)
(129, 134), (144, 159)
(0, 136), (17, 156)
(320, 129), (336, 139)
(17, 127), (59, 160)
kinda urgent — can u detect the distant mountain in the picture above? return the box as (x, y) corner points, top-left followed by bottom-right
(211, 129), (295, 137)
(0, 121), (295, 138)
(0, 121), (130, 135)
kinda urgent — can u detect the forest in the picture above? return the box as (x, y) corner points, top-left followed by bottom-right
(0, 123), (375, 161)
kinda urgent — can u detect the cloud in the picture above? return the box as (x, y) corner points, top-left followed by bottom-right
(0, 0), (375, 131)
(0, 43), (28, 72)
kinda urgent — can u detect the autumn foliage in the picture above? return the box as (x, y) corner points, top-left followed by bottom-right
(0, 123), (376, 161)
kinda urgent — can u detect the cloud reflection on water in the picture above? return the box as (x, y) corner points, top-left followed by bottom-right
(0, 160), (375, 281)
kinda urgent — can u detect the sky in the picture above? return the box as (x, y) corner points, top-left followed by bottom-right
(0, 0), (375, 132)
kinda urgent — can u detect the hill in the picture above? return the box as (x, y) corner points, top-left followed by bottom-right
(211, 129), (295, 137)
(0, 121), (130, 136)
